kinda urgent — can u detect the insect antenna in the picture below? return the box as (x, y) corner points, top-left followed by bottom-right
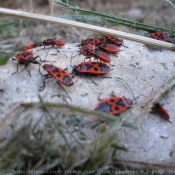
(87, 76), (98, 85)
(24, 64), (31, 77)
(12, 58), (19, 75)
(52, 45), (61, 52)
(38, 74), (52, 91)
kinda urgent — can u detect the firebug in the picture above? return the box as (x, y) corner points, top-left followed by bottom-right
(81, 36), (106, 46)
(39, 64), (74, 100)
(99, 43), (119, 54)
(82, 46), (111, 63)
(12, 51), (42, 77)
(42, 39), (65, 51)
(40, 64), (74, 88)
(105, 35), (123, 46)
(91, 36), (107, 45)
(70, 43), (95, 63)
(80, 43), (111, 63)
(148, 32), (171, 42)
(151, 103), (171, 123)
(72, 61), (111, 85)
(72, 61), (111, 75)
(90, 49), (111, 63)
(23, 42), (43, 51)
(81, 38), (96, 46)
(95, 96), (132, 115)
(81, 43), (96, 56)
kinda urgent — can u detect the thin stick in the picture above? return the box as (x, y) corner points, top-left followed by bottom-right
(0, 7), (175, 50)
(117, 75), (175, 122)
(28, 0), (33, 13)
(49, 0), (54, 16)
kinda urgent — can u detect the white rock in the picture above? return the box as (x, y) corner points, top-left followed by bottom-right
(1, 40), (175, 168)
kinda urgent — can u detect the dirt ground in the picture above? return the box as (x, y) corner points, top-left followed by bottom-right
(0, 0), (175, 50)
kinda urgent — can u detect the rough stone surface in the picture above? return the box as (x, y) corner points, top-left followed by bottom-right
(1, 40), (175, 168)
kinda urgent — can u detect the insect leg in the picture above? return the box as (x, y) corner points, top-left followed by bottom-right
(11, 57), (17, 61)
(87, 76), (98, 86)
(57, 82), (72, 101)
(84, 56), (91, 62)
(52, 44), (60, 52)
(34, 55), (42, 62)
(39, 74), (52, 91)
(70, 52), (80, 66)
(64, 68), (68, 72)
(43, 49), (50, 62)
(38, 63), (41, 74)
(24, 64), (31, 77)
(78, 72), (98, 85)
(12, 61), (19, 75)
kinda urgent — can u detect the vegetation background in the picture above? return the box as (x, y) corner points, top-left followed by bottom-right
(0, 0), (175, 51)
(0, 0), (175, 174)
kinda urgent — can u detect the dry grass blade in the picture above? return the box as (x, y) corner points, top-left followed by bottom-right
(49, 0), (54, 16)
(0, 7), (175, 50)
(28, 0), (33, 13)
(118, 75), (175, 120)
(135, 75), (175, 112)
(20, 102), (138, 129)
(113, 159), (175, 170)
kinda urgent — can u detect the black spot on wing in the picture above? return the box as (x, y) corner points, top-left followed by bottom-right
(85, 64), (93, 70)
(115, 38), (122, 42)
(48, 65), (54, 69)
(93, 67), (99, 71)
(63, 75), (72, 84)
(116, 98), (125, 106)
(79, 64), (85, 71)
(158, 34), (164, 39)
(27, 56), (35, 62)
(73, 66), (79, 72)
(101, 43), (107, 47)
(109, 99), (115, 103)
(57, 73), (61, 77)
(52, 67), (60, 72)
(96, 102), (111, 113)
(99, 37), (106, 43)
(47, 39), (54, 42)
(115, 106), (119, 111)
(99, 63), (110, 72)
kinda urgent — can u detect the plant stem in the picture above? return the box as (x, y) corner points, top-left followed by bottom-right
(20, 102), (138, 129)
(55, 0), (175, 36)
(161, 0), (175, 8)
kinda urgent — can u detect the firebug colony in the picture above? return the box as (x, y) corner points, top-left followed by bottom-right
(12, 33), (171, 122)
